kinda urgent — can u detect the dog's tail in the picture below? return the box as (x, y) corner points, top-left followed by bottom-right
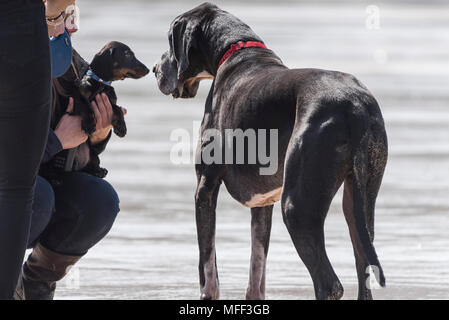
(347, 101), (386, 288)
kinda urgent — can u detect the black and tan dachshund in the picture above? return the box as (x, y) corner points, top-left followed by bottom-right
(78, 41), (150, 139)
(40, 41), (148, 184)
(154, 3), (388, 300)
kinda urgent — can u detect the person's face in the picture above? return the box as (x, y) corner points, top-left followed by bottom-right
(47, 8), (78, 37)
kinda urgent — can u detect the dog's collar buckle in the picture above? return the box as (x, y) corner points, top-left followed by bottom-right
(218, 41), (268, 70)
(86, 69), (112, 86)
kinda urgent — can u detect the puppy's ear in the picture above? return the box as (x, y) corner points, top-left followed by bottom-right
(171, 18), (198, 79)
(107, 47), (116, 59)
(96, 46), (115, 62)
(90, 45), (115, 80)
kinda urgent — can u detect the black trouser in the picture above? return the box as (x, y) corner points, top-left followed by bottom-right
(0, 0), (51, 299)
(29, 174), (120, 256)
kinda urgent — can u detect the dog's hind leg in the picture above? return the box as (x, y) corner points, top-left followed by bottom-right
(281, 119), (350, 300)
(83, 153), (108, 178)
(195, 173), (222, 300)
(246, 205), (273, 300)
(343, 176), (374, 300)
(342, 128), (387, 300)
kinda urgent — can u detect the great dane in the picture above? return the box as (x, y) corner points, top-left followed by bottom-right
(153, 2), (388, 300)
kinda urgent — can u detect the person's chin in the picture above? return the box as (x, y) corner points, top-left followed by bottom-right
(48, 24), (65, 37)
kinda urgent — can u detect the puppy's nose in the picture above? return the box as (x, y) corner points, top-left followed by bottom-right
(152, 63), (157, 73)
(140, 64), (150, 76)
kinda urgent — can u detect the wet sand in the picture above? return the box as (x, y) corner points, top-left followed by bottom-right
(54, 0), (449, 299)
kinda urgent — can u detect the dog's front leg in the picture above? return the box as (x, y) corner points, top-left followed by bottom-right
(246, 205), (273, 300)
(81, 104), (97, 135)
(195, 174), (221, 300)
(111, 104), (127, 138)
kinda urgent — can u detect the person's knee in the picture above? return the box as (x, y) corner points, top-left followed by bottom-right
(33, 177), (55, 223)
(45, 174), (121, 254)
(29, 177), (55, 247)
(81, 179), (120, 235)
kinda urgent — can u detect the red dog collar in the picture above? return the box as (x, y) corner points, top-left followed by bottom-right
(218, 41), (268, 69)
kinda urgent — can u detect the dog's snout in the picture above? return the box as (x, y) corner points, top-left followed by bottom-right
(141, 65), (150, 76)
(152, 63), (158, 73)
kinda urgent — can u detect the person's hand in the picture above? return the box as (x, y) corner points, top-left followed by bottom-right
(54, 98), (88, 149)
(90, 93), (127, 145)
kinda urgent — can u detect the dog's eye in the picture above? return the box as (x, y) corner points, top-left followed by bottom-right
(125, 51), (133, 59)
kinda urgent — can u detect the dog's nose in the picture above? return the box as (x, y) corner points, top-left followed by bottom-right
(142, 65), (150, 76)
(152, 63), (157, 73)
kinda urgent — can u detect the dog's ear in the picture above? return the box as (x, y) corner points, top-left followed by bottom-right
(107, 46), (116, 59)
(171, 18), (198, 79)
(97, 46), (116, 64)
(90, 45), (116, 80)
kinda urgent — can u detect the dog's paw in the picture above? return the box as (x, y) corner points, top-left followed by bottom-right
(82, 121), (97, 135)
(94, 167), (108, 178)
(113, 124), (127, 138)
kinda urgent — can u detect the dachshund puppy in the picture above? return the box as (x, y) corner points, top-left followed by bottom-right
(40, 42), (148, 185)
(74, 41), (149, 178)
(77, 41), (150, 138)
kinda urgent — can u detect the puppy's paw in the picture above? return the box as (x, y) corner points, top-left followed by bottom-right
(82, 120), (97, 135)
(113, 123), (127, 138)
(94, 167), (108, 178)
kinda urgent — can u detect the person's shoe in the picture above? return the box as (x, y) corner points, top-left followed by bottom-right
(14, 243), (82, 300)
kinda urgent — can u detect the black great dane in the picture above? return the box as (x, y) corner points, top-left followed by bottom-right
(154, 3), (388, 300)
